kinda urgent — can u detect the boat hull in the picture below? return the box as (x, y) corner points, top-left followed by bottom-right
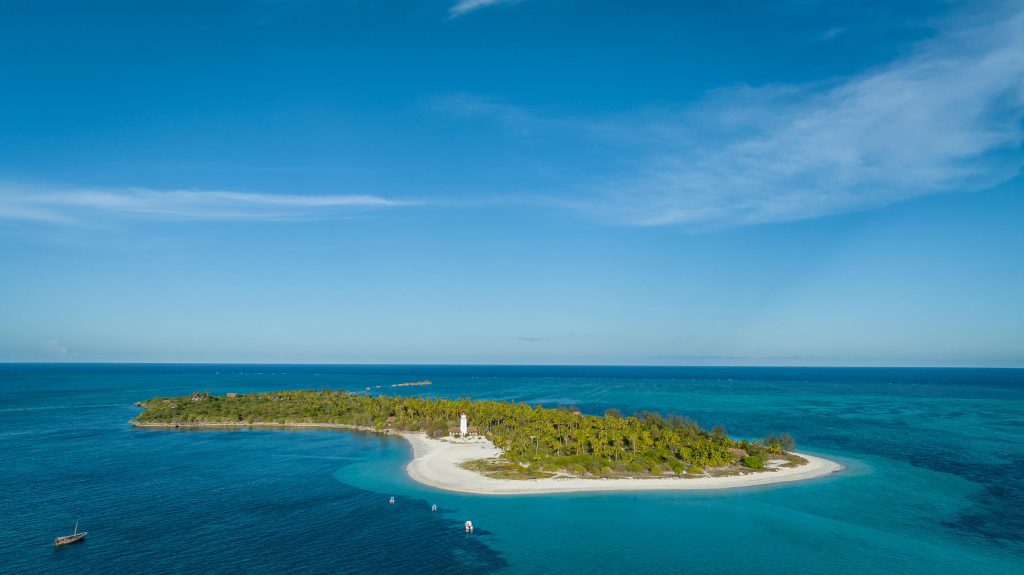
(54, 533), (87, 547)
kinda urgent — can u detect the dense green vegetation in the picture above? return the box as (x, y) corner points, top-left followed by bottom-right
(134, 390), (800, 477)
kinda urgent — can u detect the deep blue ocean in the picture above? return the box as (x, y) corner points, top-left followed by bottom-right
(2, 364), (1022, 574)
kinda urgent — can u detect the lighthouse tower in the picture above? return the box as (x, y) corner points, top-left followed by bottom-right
(459, 411), (468, 437)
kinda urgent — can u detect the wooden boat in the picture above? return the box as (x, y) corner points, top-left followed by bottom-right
(54, 522), (87, 547)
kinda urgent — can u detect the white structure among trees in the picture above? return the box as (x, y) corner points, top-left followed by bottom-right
(448, 410), (479, 437)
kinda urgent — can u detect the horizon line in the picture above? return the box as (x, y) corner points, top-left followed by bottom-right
(1, 361), (1020, 370)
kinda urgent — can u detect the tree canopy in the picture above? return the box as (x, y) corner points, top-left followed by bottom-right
(135, 390), (798, 477)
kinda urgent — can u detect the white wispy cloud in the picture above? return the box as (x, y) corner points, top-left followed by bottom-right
(508, 336), (549, 342)
(44, 339), (69, 357)
(448, 0), (519, 19)
(819, 27), (844, 41)
(429, 92), (542, 135)
(588, 4), (1024, 227)
(0, 183), (410, 224)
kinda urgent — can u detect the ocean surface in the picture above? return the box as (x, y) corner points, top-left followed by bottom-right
(2, 364), (1022, 574)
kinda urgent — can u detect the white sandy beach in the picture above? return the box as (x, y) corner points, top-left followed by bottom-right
(402, 432), (841, 495)
(133, 421), (841, 494)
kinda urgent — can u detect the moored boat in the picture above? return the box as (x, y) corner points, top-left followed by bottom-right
(54, 522), (87, 547)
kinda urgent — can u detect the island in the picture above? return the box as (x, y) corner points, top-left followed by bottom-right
(132, 389), (840, 494)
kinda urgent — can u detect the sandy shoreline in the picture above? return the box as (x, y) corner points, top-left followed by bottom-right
(401, 432), (841, 495)
(131, 421), (841, 494)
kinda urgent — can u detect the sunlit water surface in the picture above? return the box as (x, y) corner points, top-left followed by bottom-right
(2, 364), (1021, 574)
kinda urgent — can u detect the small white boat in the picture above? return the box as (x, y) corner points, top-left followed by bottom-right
(389, 496), (395, 504)
(431, 504), (438, 512)
(465, 520), (474, 533)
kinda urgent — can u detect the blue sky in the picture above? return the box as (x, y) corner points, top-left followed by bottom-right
(1, 0), (1021, 366)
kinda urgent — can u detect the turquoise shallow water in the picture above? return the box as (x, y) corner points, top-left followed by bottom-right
(1, 364), (1022, 574)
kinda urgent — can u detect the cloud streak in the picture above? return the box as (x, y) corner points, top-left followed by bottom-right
(429, 92), (543, 135)
(0, 183), (410, 224)
(508, 336), (549, 343)
(44, 339), (69, 357)
(587, 4), (1024, 228)
(448, 0), (519, 19)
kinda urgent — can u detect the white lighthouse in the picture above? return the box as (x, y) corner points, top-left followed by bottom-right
(448, 410), (478, 438)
